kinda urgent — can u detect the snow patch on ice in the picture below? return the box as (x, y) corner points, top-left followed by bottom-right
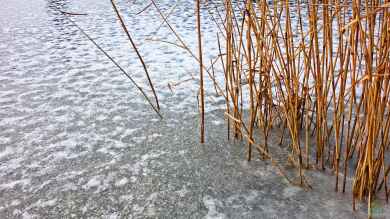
(105, 212), (120, 219)
(176, 186), (189, 197)
(133, 136), (146, 144)
(0, 146), (14, 158)
(83, 175), (102, 189)
(202, 195), (226, 219)
(212, 120), (223, 126)
(126, 150), (167, 176)
(119, 194), (133, 203)
(35, 198), (57, 208)
(0, 178), (31, 190)
(114, 177), (128, 187)
(22, 211), (34, 219)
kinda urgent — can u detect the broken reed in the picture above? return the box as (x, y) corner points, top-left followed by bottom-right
(216, 0), (390, 217)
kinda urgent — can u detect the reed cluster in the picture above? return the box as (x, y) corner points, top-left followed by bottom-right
(210, 0), (390, 217)
(61, 0), (390, 217)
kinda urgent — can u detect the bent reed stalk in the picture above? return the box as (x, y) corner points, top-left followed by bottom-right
(58, 10), (162, 118)
(111, 0), (161, 111)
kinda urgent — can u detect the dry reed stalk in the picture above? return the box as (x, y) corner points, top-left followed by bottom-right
(150, 0), (227, 102)
(58, 10), (162, 118)
(111, 0), (160, 110)
(246, 0), (255, 161)
(196, 0), (205, 143)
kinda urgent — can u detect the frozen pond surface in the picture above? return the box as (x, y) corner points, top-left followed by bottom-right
(0, 0), (388, 218)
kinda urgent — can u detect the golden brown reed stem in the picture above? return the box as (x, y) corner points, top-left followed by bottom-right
(196, 0), (205, 143)
(111, 0), (160, 111)
(59, 10), (163, 118)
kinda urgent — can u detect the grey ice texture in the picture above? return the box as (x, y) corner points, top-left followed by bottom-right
(0, 0), (388, 218)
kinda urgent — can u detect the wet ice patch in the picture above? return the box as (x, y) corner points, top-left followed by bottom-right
(246, 190), (260, 202)
(283, 186), (302, 198)
(225, 190), (260, 208)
